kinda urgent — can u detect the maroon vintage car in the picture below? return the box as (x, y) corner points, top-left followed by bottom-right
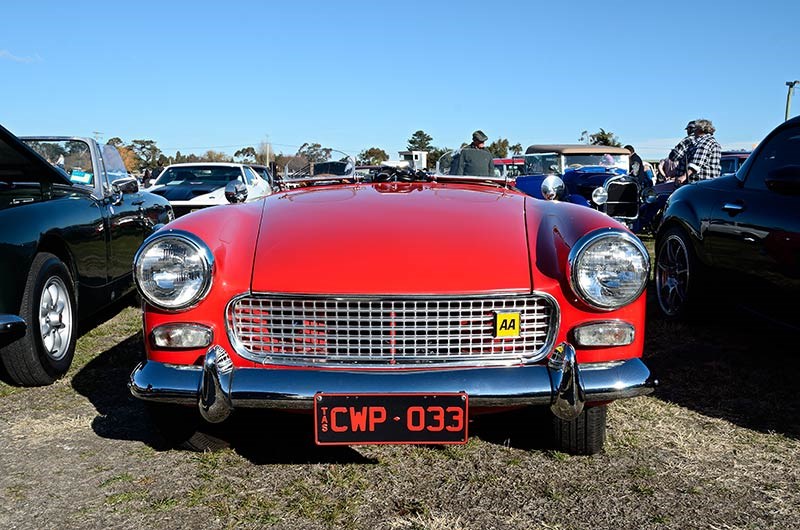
(129, 157), (655, 455)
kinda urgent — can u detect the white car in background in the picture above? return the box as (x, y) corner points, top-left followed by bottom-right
(147, 163), (271, 217)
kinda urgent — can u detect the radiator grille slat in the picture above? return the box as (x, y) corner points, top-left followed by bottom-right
(227, 295), (557, 366)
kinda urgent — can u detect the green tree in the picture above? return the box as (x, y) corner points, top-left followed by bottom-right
(357, 147), (389, 166)
(130, 139), (162, 170)
(296, 142), (332, 164)
(487, 138), (510, 158)
(510, 143), (523, 155)
(580, 128), (622, 147)
(407, 130), (433, 151)
(427, 146), (451, 170)
(234, 146), (257, 163)
(202, 150), (232, 162)
(107, 137), (124, 148)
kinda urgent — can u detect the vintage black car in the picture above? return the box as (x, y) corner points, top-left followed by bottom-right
(655, 116), (800, 321)
(0, 125), (173, 385)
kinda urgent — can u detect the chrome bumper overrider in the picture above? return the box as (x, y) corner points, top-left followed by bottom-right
(129, 342), (656, 423)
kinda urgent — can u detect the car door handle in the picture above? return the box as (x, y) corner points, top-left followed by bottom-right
(132, 199), (145, 206)
(722, 202), (744, 213)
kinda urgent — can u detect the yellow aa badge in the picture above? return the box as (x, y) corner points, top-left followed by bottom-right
(494, 311), (521, 338)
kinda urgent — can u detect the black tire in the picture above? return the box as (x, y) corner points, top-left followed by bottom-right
(655, 226), (705, 319)
(552, 405), (607, 455)
(1, 253), (77, 386)
(146, 403), (229, 452)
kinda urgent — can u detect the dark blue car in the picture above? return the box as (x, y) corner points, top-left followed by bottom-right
(515, 145), (663, 232)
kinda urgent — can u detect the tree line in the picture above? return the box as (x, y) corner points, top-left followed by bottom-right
(108, 128), (621, 173)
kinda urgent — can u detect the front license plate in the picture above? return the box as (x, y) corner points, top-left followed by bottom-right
(314, 392), (468, 445)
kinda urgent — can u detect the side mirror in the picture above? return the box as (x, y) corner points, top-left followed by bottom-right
(147, 179), (156, 187)
(112, 176), (139, 195)
(765, 165), (800, 195)
(225, 180), (248, 203)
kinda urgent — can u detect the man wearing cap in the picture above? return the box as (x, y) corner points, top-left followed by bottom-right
(449, 130), (494, 177)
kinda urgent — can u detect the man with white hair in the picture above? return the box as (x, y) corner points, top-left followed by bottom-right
(680, 119), (721, 184)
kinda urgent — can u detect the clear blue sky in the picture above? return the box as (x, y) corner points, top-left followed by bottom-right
(1, 0), (797, 160)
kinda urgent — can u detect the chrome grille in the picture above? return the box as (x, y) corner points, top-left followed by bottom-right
(605, 180), (639, 219)
(227, 295), (558, 366)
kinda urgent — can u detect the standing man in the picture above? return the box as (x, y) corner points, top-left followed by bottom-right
(450, 130), (494, 177)
(624, 144), (648, 186)
(679, 119), (721, 184)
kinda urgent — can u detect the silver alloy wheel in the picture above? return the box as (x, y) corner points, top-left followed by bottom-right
(656, 234), (690, 316)
(38, 276), (73, 361)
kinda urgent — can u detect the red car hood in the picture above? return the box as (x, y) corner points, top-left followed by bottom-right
(251, 183), (532, 294)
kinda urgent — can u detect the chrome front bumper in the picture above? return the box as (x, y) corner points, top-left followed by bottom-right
(129, 342), (656, 423)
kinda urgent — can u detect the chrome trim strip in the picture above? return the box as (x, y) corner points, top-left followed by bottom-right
(128, 352), (655, 411)
(224, 292), (560, 368)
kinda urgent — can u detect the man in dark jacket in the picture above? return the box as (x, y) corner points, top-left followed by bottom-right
(624, 144), (648, 186)
(450, 130), (494, 176)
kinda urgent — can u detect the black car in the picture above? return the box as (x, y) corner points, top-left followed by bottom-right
(0, 125), (173, 385)
(655, 117), (800, 320)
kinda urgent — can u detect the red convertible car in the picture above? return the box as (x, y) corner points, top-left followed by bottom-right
(129, 158), (655, 455)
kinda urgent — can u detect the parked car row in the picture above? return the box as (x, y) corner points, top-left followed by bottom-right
(2, 117), (796, 456)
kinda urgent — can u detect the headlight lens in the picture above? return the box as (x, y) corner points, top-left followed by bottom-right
(567, 229), (650, 310)
(642, 187), (658, 204)
(134, 231), (213, 310)
(591, 187), (608, 205)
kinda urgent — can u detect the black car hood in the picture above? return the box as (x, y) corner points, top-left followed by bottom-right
(150, 182), (223, 201)
(0, 124), (72, 185)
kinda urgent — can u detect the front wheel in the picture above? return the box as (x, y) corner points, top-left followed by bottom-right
(1, 253), (77, 386)
(655, 226), (704, 318)
(552, 405), (607, 455)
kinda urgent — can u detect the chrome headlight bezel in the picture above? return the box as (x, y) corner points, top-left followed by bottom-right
(566, 228), (650, 311)
(540, 175), (565, 201)
(591, 186), (608, 205)
(134, 230), (214, 311)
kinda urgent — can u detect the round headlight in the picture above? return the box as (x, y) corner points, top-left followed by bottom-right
(567, 229), (650, 310)
(541, 175), (565, 200)
(642, 187), (658, 204)
(591, 187), (608, 205)
(134, 231), (213, 310)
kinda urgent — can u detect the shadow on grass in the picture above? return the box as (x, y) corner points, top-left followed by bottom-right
(644, 283), (800, 439)
(0, 295), (137, 387)
(71, 334), (376, 465)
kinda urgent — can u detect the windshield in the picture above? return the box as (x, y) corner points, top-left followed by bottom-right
(22, 139), (94, 185)
(524, 152), (629, 174)
(281, 149), (355, 188)
(523, 153), (560, 174)
(154, 166), (242, 186)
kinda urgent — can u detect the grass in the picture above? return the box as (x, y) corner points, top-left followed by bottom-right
(3, 239), (800, 529)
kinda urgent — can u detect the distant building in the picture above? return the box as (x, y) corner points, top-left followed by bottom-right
(397, 150), (428, 170)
